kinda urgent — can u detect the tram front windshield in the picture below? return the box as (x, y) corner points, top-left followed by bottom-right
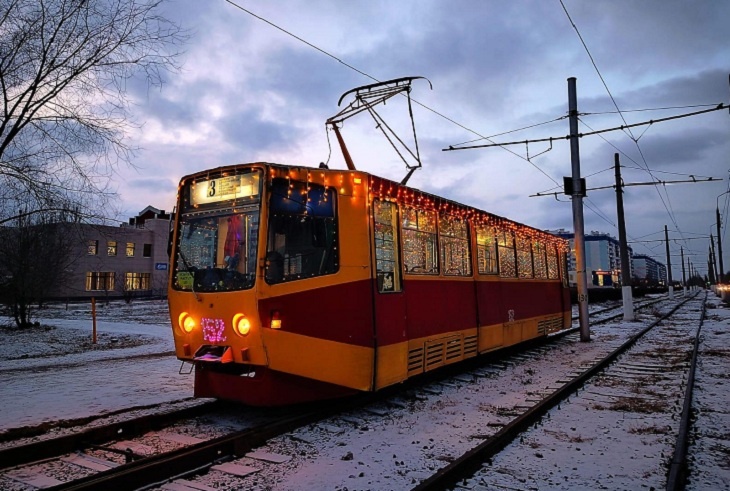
(173, 169), (262, 293)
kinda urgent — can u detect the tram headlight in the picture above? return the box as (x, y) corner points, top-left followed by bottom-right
(232, 313), (251, 336)
(178, 312), (196, 333)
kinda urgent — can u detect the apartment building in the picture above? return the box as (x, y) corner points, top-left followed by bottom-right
(548, 229), (632, 288)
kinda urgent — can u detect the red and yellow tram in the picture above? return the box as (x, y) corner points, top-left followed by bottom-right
(168, 163), (571, 406)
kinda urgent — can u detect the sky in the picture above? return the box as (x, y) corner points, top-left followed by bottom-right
(116, 0), (730, 280)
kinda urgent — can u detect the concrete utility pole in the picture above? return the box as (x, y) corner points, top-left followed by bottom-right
(718, 206), (725, 283)
(614, 154), (634, 320)
(568, 77), (590, 341)
(665, 225), (674, 299)
(681, 247), (687, 296)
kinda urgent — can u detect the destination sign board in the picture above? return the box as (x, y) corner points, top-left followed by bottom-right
(191, 171), (260, 206)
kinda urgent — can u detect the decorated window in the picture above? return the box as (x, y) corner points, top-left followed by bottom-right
(373, 200), (402, 292)
(497, 230), (516, 278)
(107, 241), (117, 256)
(547, 244), (559, 279)
(476, 224), (498, 274)
(517, 236), (534, 278)
(87, 240), (98, 255)
(533, 241), (548, 279)
(126, 242), (135, 257)
(439, 214), (471, 276)
(401, 206), (438, 274)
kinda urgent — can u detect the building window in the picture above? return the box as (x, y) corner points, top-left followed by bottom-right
(88, 240), (98, 255)
(86, 272), (115, 291)
(476, 224), (498, 274)
(373, 200), (402, 292)
(124, 272), (151, 291)
(107, 241), (117, 256)
(439, 214), (471, 276)
(401, 206), (438, 274)
(126, 242), (135, 257)
(143, 243), (152, 257)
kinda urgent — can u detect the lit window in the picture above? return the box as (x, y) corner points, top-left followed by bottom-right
(476, 225), (498, 275)
(517, 236), (534, 279)
(533, 241), (548, 279)
(373, 200), (401, 292)
(126, 242), (135, 257)
(498, 231), (516, 278)
(107, 241), (117, 256)
(124, 272), (151, 291)
(85, 272), (115, 291)
(439, 214), (471, 276)
(87, 240), (98, 255)
(401, 206), (438, 274)
(547, 245), (559, 279)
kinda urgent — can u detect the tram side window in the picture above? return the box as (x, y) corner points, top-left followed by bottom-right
(401, 206), (438, 274)
(547, 245), (560, 279)
(373, 200), (402, 292)
(516, 236), (534, 279)
(439, 214), (471, 276)
(533, 241), (548, 279)
(560, 250), (569, 287)
(497, 230), (517, 278)
(476, 224), (498, 274)
(265, 178), (338, 284)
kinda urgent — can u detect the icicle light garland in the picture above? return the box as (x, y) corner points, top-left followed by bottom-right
(265, 166), (569, 253)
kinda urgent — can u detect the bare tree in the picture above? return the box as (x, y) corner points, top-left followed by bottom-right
(0, 0), (187, 224)
(0, 204), (80, 327)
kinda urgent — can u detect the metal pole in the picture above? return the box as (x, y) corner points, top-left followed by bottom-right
(665, 225), (674, 299)
(614, 154), (634, 320)
(710, 234), (718, 284)
(568, 77), (590, 341)
(681, 247), (687, 296)
(718, 207), (725, 283)
(91, 297), (97, 344)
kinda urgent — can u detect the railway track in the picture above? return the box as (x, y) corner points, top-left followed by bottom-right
(414, 291), (707, 490)
(0, 295), (695, 490)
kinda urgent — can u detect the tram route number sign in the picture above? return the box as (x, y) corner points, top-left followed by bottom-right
(191, 173), (260, 206)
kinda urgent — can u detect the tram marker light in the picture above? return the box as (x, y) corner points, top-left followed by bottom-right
(270, 310), (282, 329)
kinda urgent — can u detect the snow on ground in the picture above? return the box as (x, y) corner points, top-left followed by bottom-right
(0, 300), (195, 433)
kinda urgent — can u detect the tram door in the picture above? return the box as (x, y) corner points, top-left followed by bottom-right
(371, 200), (409, 389)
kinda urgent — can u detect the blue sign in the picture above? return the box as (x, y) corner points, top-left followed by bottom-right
(155, 263), (168, 270)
